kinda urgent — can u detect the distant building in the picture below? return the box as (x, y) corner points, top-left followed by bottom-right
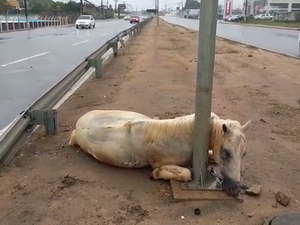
(267, 0), (300, 12)
(245, 0), (300, 14)
(244, 0), (267, 15)
(7, 0), (20, 9)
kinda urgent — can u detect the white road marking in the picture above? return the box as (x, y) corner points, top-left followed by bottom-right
(1, 52), (49, 67)
(72, 39), (90, 46)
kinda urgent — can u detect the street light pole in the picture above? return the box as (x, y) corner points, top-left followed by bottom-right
(80, 0), (83, 15)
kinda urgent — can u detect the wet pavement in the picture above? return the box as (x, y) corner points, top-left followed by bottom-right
(162, 16), (300, 58)
(0, 19), (134, 129)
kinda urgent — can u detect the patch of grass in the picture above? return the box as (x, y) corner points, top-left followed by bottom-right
(241, 19), (300, 28)
(271, 102), (283, 115)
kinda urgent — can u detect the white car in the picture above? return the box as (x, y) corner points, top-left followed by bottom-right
(75, 15), (96, 29)
(254, 14), (273, 20)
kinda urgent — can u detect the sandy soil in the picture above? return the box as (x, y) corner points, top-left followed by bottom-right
(1, 18), (300, 225)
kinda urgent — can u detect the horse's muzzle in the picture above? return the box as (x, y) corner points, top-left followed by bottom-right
(221, 172), (241, 197)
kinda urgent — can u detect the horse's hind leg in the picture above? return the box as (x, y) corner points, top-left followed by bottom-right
(150, 165), (192, 182)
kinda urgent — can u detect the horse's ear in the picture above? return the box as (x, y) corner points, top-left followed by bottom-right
(242, 120), (252, 133)
(222, 124), (229, 133)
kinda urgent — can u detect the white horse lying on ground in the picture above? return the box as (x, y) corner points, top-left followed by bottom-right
(68, 110), (251, 196)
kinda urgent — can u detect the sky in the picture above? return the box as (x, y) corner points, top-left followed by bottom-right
(57, 0), (245, 10)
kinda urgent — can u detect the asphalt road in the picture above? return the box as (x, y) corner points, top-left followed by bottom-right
(0, 19), (135, 129)
(162, 16), (300, 58)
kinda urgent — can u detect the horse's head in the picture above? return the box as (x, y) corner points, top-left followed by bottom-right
(210, 117), (251, 197)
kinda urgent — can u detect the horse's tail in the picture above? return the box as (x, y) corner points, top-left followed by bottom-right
(68, 129), (77, 146)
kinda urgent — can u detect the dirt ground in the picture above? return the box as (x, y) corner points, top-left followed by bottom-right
(1, 18), (300, 225)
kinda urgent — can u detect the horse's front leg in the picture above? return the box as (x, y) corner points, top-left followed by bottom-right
(149, 165), (192, 182)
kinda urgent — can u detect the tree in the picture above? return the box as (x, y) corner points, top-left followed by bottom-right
(184, 0), (200, 9)
(64, 1), (80, 12)
(0, 0), (13, 13)
(28, 0), (53, 12)
(23, 0), (81, 13)
(16, 0), (24, 8)
(51, 1), (65, 10)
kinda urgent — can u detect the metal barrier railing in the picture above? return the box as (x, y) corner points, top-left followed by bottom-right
(0, 16), (70, 32)
(0, 18), (152, 166)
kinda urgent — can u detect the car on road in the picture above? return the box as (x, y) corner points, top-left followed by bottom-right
(223, 15), (232, 21)
(130, 15), (140, 24)
(223, 14), (244, 22)
(254, 14), (273, 20)
(124, 15), (130, 21)
(230, 14), (244, 22)
(75, 15), (96, 29)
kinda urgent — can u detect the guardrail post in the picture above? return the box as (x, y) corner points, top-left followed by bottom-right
(29, 109), (59, 135)
(128, 30), (133, 38)
(110, 40), (118, 57)
(88, 58), (103, 78)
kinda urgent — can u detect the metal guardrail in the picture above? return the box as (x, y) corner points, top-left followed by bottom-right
(0, 16), (70, 32)
(0, 17), (152, 166)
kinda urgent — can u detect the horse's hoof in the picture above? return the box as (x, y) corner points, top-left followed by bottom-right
(149, 173), (155, 180)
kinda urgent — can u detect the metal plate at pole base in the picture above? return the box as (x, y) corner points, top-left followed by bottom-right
(170, 180), (235, 200)
(181, 180), (221, 190)
(181, 169), (220, 190)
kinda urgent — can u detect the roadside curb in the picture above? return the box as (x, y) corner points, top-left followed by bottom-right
(217, 36), (300, 60)
(218, 21), (300, 31)
(162, 19), (300, 60)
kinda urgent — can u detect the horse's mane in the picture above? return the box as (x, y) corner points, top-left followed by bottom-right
(140, 112), (246, 158)
(142, 114), (195, 144)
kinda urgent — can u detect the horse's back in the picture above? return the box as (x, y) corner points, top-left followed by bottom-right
(72, 110), (151, 168)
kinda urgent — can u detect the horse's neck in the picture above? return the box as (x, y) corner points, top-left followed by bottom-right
(143, 115), (195, 145)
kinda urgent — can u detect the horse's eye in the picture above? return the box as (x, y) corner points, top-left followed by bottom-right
(222, 149), (231, 159)
(242, 152), (247, 158)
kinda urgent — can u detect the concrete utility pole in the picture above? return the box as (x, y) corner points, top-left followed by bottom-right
(193, 0), (219, 186)
(24, 0), (29, 29)
(155, 0), (159, 26)
(115, 0), (118, 12)
(101, 0), (103, 14)
(244, 0), (248, 22)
